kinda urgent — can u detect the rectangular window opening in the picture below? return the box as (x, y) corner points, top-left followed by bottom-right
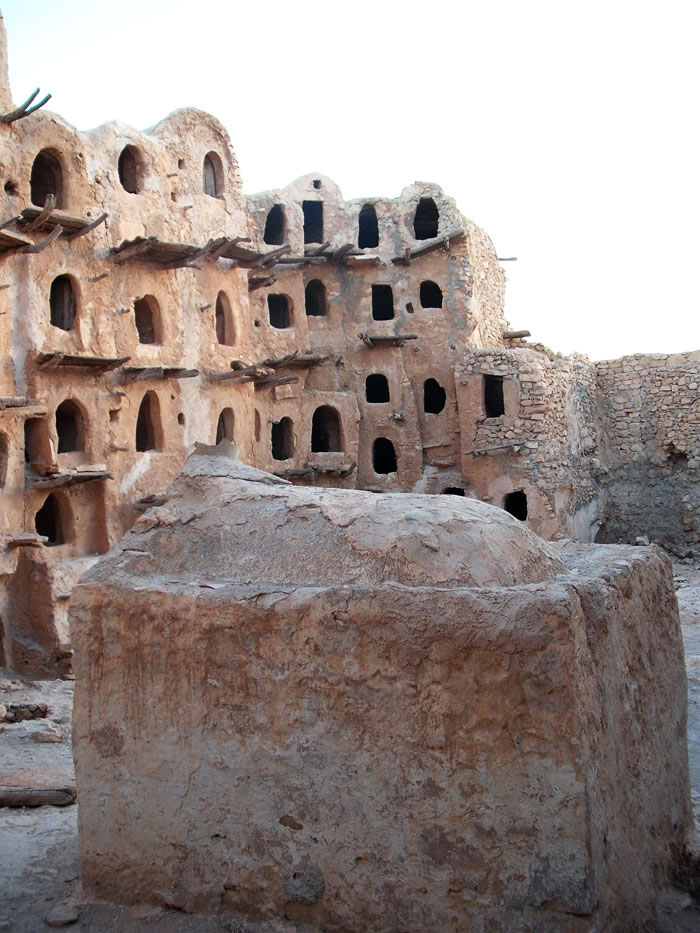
(371, 284), (394, 321)
(302, 200), (323, 244)
(484, 375), (505, 417)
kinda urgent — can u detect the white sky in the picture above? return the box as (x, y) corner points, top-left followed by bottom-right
(2, 0), (699, 360)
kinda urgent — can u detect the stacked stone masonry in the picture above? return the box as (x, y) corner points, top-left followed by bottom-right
(0, 13), (698, 672)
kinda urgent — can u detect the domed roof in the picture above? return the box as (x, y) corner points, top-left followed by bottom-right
(99, 450), (566, 590)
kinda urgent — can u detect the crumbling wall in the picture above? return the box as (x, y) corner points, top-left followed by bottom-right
(595, 352), (700, 547)
(456, 347), (601, 540)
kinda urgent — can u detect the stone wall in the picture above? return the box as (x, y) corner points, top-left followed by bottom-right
(456, 347), (601, 541)
(595, 351), (700, 547)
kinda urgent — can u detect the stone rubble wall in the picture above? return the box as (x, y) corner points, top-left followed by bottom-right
(595, 351), (700, 546)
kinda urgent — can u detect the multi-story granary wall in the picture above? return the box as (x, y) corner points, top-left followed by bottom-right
(1, 11), (699, 674)
(0, 14), (510, 672)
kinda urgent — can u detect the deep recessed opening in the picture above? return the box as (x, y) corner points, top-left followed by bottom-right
(271, 417), (294, 460)
(55, 400), (84, 453)
(420, 280), (443, 308)
(312, 179), (322, 189)
(413, 197), (439, 240)
(134, 295), (160, 344)
(4, 179), (18, 196)
(49, 275), (76, 331)
(24, 418), (52, 468)
(424, 378), (446, 414)
(203, 151), (223, 197)
(216, 408), (235, 444)
(215, 291), (234, 345)
(311, 406), (343, 452)
(263, 204), (286, 245)
(358, 204), (379, 249)
(484, 375), (505, 417)
(442, 487), (465, 496)
(135, 391), (161, 452)
(305, 279), (326, 317)
(268, 294), (291, 329)
(118, 145), (143, 193)
(177, 412), (185, 425)
(302, 200), (323, 243)
(30, 150), (64, 208)
(35, 493), (65, 546)
(365, 373), (390, 403)
(372, 437), (397, 474)
(504, 490), (528, 521)
(372, 284), (394, 321)
(0, 433), (8, 487)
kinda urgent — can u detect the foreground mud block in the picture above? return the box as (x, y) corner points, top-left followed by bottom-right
(71, 452), (691, 932)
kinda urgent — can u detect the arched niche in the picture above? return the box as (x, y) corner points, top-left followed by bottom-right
(135, 391), (162, 452)
(30, 149), (64, 208)
(263, 204), (286, 245)
(311, 406), (343, 452)
(55, 399), (86, 453)
(413, 197), (439, 240)
(203, 151), (224, 197)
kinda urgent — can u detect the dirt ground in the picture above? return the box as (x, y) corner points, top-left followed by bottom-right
(2, 552), (700, 931)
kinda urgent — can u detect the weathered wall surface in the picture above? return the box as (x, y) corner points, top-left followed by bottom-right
(456, 347), (601, 540)
(71, 455), (691, 932)
(595, 352), (700, 547)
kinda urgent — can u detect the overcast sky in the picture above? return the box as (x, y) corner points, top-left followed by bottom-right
(2, 0), (698, 360)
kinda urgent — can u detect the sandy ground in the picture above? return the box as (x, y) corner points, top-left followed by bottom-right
(2, 553), (700, 931)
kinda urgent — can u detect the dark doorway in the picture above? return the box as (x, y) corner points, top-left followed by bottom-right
(271, 417), (293, 460)
(35, 493), (65, 545)
(118, 146), (141, 193)
(55, 400), (83, 453)
(49, 276), (76, 331)
(442, 487), (465, 496)
(134, 296), (159, 344)
(268, 294), (291, 329)
(504, 490), (528, 521)
(372, 284), (394, 321)
(420, 280), (443, 308)
(358, 204), (379, 248)
(366, 374), (390, 403)
(215, 291), (234, 345)
(311, 406), (342, 452)
(216, 408), (234, 444)
(372, 437), (397, 474)
(136, 392), (160, 452)
(263, 204), (285, 245)
(30, 150), (63, 208)
(484, 375), (505, 417)
(303, 201), (323, 243)
(305, 279), (326, 316)
(413, 197), (439, 240)
(424, 378), (446, 414)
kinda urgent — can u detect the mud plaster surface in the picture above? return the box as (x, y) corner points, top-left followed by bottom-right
(2, 556), (700, 932)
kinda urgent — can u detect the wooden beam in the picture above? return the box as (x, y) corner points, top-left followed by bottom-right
(65, 212), (108, 242)
(0, 88), (52, 125)
(359, 332), (418, 348)
(111, 237), (158, 264)
(503, 329), (531, 339)
(24, 194), (55, 233)
(391, 230), (466, 265)
(22, 224), (63, 254)
(248, 274), (277, 291)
